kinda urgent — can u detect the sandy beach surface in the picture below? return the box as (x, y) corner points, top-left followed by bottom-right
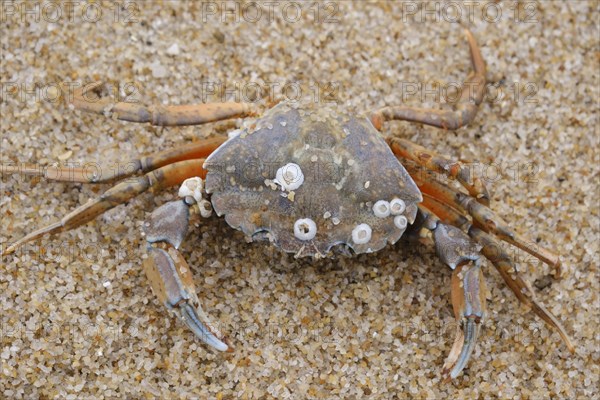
(1, 1), (598, 398)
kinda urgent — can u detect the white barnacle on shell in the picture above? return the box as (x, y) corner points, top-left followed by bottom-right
(178, 177), (203, 203)
(352, 223), (372, 244)
(294, 218), (317, 241)
(274, 163), (304, 191)
(390, 198), (406, 215)
(373, 200), (391, 218)
(199, 199), (213, 218)
(394, 215), (408, 230)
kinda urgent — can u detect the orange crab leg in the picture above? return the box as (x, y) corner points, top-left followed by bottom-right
(470, 228), (575, 353)
(409, 163), (562, 276)
(2, 137), (226, 184)
(420, 194), (469, 230)
(2, 159), (205, 256)
(72, 82), (257, 126)
(387, 137), (490, 205)
(370, 29), (486, 131)
(420, 194), (574, 355)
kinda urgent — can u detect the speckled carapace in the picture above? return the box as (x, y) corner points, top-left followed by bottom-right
(204, 102), (422, 258)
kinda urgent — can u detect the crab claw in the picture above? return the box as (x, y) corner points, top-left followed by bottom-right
(442, 260), (487, 381)
(143, 200), (230, 351)
(144, 245), (230, 352)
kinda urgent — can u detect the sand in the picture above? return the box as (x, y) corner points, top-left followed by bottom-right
(1, 1), (598, 399)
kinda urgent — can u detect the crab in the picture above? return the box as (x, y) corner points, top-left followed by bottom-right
(2, 29), (573, 380)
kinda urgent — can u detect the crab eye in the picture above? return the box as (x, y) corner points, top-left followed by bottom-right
(373, 200), (391, 218)
(275, 163), (304, 191)
(352, 223), (372, 244)
(390, 198), (406, 215)
(294, 218), (317, 241)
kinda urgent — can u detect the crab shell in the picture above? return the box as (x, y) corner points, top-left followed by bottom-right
(204, 102), (422, 258)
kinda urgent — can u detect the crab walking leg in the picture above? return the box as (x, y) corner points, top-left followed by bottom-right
(469, 228), (575, 352)
(421, 194), (471, 231)
(71, 82), (257, 126)
(407, 162), (563, 277)
(417, 205), (487, 381)
(387, 137), (490, 205)
(370, 29), (486, 131)
(143, 200), (230, 351)
(421, 195), (575, 353)
(2, 159), (205, 256)
(2, 138), (226, 184)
